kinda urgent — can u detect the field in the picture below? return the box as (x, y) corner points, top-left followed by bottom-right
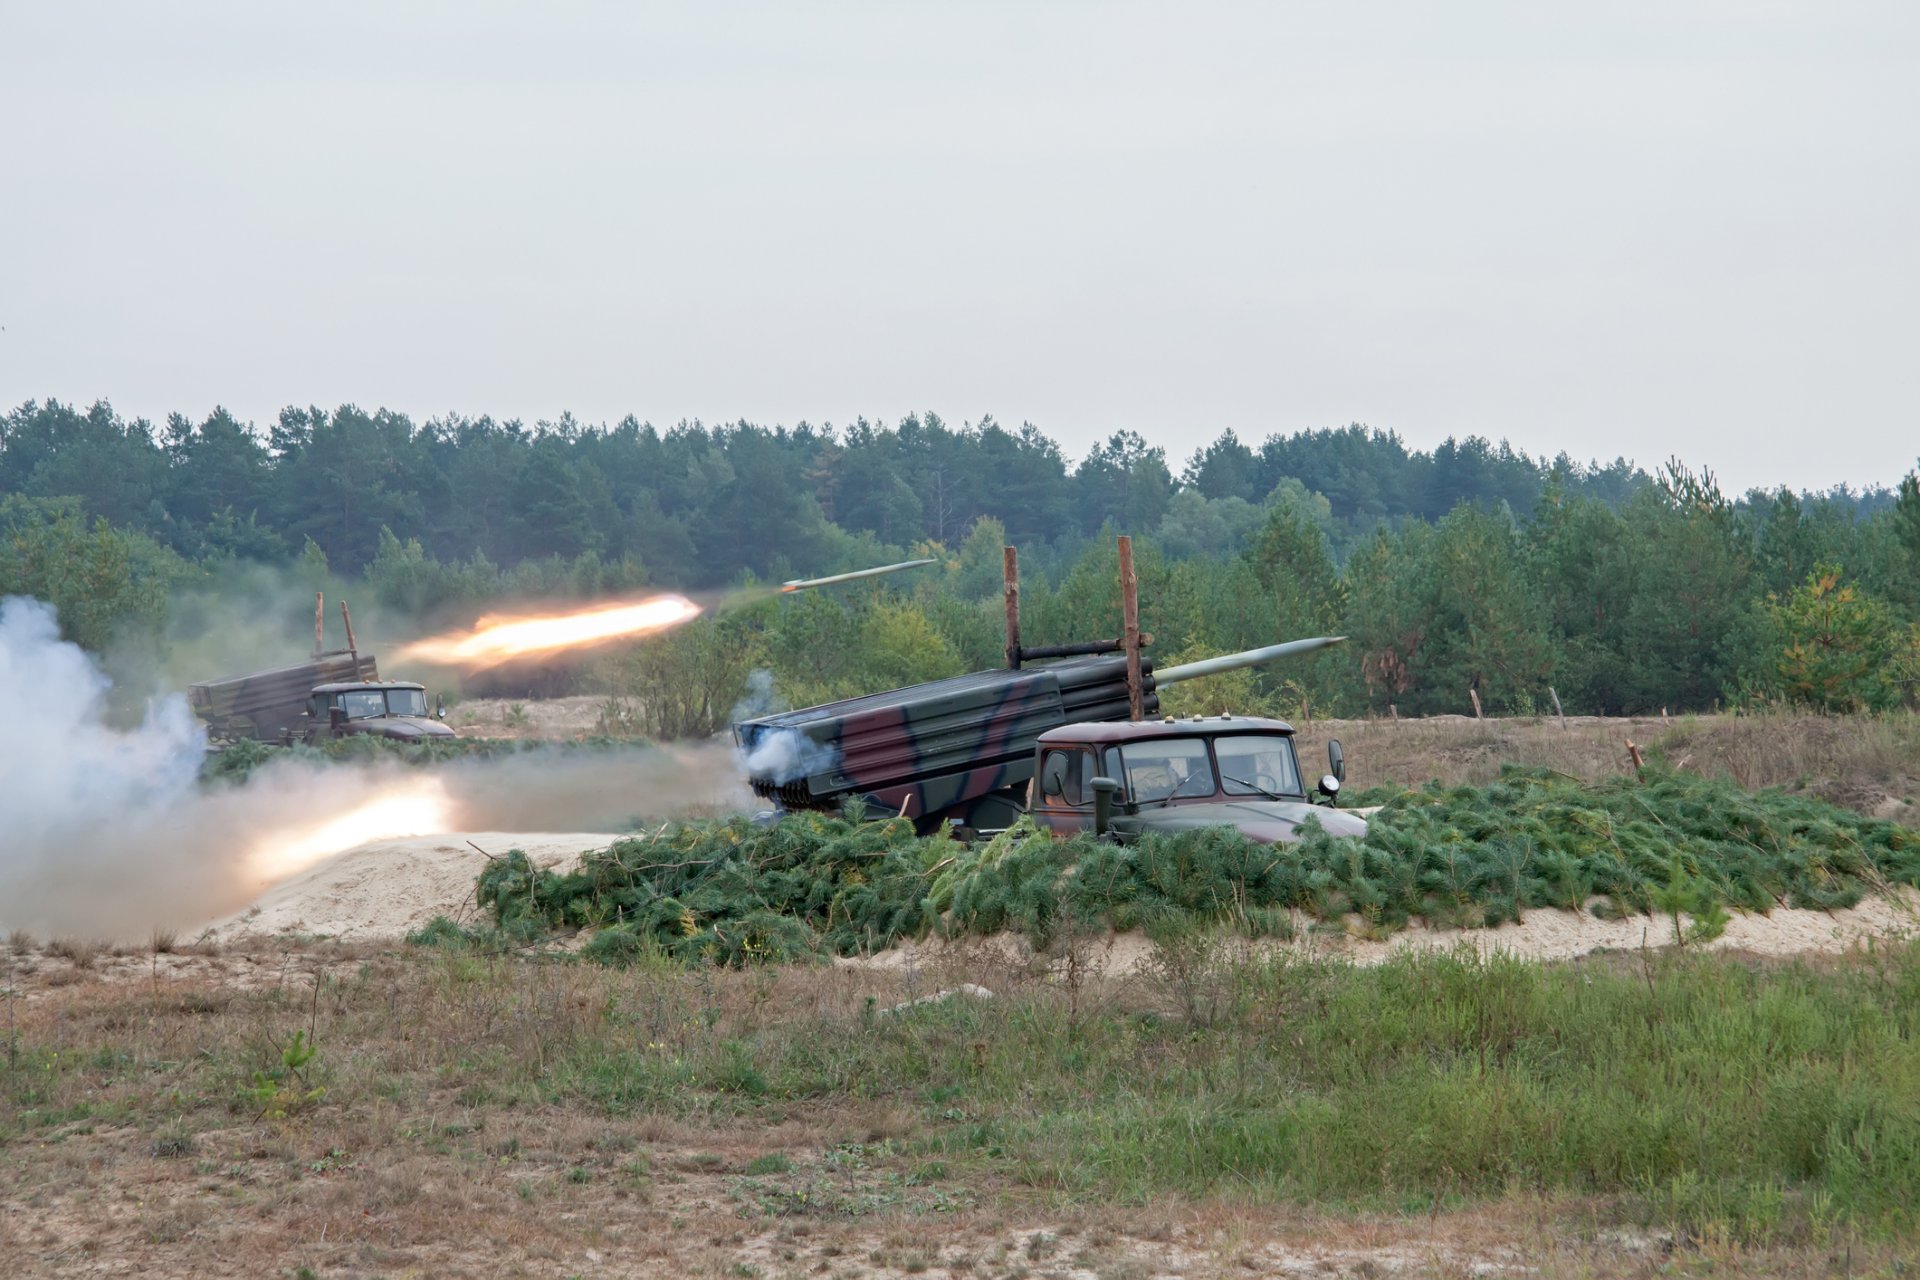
(8, 933), (1920, 1278)
(1289, 714), (1920, 825)
(5, 712), (1920, 1278)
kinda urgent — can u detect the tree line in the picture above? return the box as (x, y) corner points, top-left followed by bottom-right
(3, 397), (1917, 722)
(0, 398), (1694, 580)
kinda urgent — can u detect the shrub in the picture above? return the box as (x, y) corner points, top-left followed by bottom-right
(476, 767), (1920, 966)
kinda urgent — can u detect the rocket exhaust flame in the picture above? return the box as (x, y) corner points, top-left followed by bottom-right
(250, 777), (455, 884)
(395, 594), (703, 668)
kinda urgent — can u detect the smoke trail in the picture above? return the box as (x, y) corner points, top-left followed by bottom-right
(440, 742), (751, 831)
(0, 597), (751, 939)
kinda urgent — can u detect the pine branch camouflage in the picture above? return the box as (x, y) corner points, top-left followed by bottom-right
(464, 767), (1920, 966)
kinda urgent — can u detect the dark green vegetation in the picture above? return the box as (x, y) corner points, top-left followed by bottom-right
(7, 400), (1920, 720)
(446, 767), (1919, 965)
(9, 934), (1920, 1256)
(2, 402), (1661, 576)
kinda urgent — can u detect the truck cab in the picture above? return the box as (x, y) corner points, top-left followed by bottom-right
(304, 681), (456, 743)
(1029, 716), (1366, 843)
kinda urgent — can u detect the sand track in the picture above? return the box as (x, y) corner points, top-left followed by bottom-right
(198, 831), (623, 942)
(861, 889), (1920, 977)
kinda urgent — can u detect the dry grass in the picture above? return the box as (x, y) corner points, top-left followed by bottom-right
(450, 694), (609, 739)
(4, 937), (1918, 1277)
(42, 937), (100, 971)
(1295, 711), (1920, 824)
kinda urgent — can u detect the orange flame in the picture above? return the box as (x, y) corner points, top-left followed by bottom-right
(251, 777), (456, 883)
(395, 594), (703, 668)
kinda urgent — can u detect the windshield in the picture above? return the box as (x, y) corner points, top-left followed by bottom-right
(387, 688), (427, 717)
(1215, 734), (1304, 797)
(340, 690), (387, 720)
(1116, 737), (1215, 804)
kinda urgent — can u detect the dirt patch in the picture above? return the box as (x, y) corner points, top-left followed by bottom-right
(0, 1111), (1624, 1280)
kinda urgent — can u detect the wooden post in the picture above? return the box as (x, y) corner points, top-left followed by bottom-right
(340, 600), (359, 658)
(313, 592), (326, 657)
(1469, 687), (1483, 720)
(1003, 546), (1022, 669)
(1626, 739), (1644, 773)
(1117, 535), (1143, 721)
(1549, 685), (1566, 730)
(1389, 703), (1398, 721)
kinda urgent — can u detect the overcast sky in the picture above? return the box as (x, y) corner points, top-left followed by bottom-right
(3, 2), (1916, 493)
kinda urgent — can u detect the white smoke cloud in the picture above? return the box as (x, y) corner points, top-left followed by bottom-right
(731, 667), (839, 787)
(0, 597), (752, 939)
(742, 730), (837, 787)
(1, 595), (208, 842)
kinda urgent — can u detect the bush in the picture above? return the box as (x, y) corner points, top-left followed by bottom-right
(476, 766), (1920, 966)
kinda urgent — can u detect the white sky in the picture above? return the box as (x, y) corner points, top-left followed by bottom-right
(2, 2), (1916, 492)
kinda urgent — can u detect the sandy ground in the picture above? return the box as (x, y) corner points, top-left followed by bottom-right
(863, 890), (1920, 980)
(196, 831), (622, 942)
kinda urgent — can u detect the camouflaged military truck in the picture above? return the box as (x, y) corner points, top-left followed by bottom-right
(189, 594), (456, 747)
(735, 638), (1363, 844)
(1029, 714), (1363, 843)
(189, 660), (455, 746)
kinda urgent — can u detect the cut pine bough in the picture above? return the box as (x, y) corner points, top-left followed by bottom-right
(436, 766), (1920, 965)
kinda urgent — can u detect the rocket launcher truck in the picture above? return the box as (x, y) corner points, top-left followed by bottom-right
(734, 636), (1355, 841)
(188, 595), (454, 747)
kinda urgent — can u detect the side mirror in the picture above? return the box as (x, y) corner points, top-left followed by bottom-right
(1327, 739), (1345, 784)
(435, 693), (447, 720)
(1318, 774), (1341, 806)
(1090, 776), (1120, 836)
(1039, 753), (1068, 797)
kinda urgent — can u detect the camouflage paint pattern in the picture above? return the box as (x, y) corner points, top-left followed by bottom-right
(736, 654), (1158, 833)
